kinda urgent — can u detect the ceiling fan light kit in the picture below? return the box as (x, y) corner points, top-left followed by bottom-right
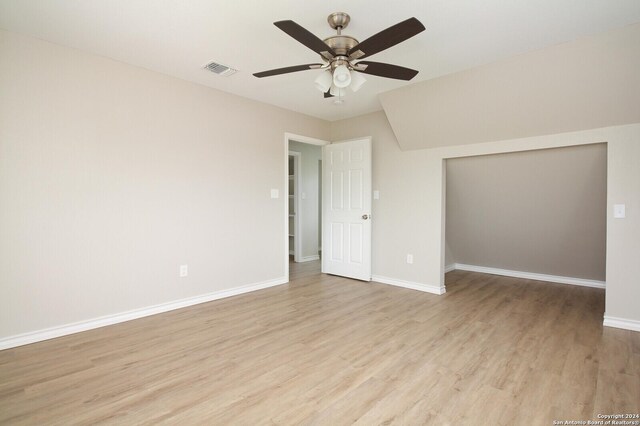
(254, 12), (426, 101)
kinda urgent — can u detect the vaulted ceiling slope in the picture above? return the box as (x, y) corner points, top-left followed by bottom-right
(379, 23), (640, 150)
(1, 1), (640, 122)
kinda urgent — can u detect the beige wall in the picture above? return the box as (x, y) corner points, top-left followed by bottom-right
(445, 144), (607, 280)
(288, 141), (322, 259)
(332, 22), (640, 327)
(379, 23), (640, 150)
(2, 22), (639, 345)
(332, 111), (640, 326)
(0, 30), (329, 340)
(331, 111), (439, 286)
(606, 140), (640, 325)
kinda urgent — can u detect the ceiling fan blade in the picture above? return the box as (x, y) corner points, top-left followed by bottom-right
(274, 20), (336, 58)
(324, 90), (334, 98)
(355, 61), (419, 81)
(253, 63), (323, 78)
(348, 17), (425, 60)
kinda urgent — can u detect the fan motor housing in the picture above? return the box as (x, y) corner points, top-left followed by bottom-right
(322, 35), (359, 58)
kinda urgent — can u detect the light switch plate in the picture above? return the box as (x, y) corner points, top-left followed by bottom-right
(179, 264), (188, 277)
(614, 204), (626, 218)
(270, 189), (279, 199)
(373, 190), (380, 200)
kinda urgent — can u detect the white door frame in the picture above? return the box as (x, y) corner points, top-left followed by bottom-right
(284, 133), (329, 282)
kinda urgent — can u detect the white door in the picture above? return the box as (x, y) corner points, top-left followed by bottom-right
(321, 138), (372, 281)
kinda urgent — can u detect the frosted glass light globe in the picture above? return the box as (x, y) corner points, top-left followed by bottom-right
(314, 71), (332, 92)
(349, 71), (366, 92)
(332, 65), (351, 88)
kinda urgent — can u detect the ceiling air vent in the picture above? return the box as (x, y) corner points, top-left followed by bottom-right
(204, 61), (237, 76)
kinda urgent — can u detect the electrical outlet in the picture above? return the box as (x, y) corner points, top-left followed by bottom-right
(179, 264), (188, 277)
(406, 254), (413, 264)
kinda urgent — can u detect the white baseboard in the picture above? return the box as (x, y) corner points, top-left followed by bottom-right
(298, 255), (320, 262)
(0, 277), (288, 351)
(451, 263), (605, 289)
(444, 264), (456, 273)
(372, 275), (446, 295)
(603, 315), (640, 332)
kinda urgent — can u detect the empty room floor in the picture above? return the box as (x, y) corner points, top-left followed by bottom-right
(1, 261), (638, 425)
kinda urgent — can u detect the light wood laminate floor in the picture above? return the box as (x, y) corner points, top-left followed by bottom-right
(1, 261), (638, 425)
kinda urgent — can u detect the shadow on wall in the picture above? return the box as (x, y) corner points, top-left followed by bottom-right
(445, 143), (607, 282)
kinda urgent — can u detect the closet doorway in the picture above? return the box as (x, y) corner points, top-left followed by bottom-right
(284, 133), (328, 277)
(288, 142), (322, 263)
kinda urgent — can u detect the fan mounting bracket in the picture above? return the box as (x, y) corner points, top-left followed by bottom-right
(327, 12), (350, 31)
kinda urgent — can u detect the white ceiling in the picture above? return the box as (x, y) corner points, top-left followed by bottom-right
(1, 0), (640, 121)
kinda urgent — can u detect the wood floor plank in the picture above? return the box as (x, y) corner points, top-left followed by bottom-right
(0, 263), (638, 425)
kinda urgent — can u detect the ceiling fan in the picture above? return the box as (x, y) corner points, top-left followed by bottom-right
(253, 12), (425, 100)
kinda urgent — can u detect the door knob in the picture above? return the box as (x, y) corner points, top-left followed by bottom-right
(362, 214), (369, 220)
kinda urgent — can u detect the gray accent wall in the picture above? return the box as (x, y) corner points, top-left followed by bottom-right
(445, 144), (607, 280)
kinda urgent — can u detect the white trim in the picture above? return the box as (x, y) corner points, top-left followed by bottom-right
(444, 264), (456, 273)
(372, 275), (446, 295)
(329, 136), (372, 145)
(452, 263), (605, 289)
(284, 132), (329, 147)
(299, 255), (320, 262)
(0, 277), (287, 350)
(603, 316), (640, 332)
